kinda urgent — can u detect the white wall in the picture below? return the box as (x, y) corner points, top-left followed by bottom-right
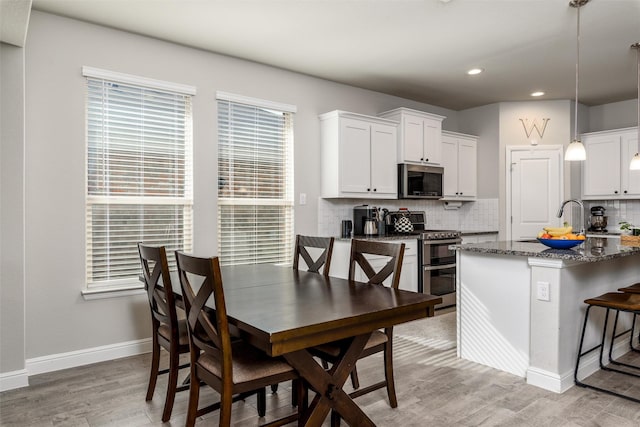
(16, 11), (458, 362)
(588, 98), (637, 132)
(0, 42), (27, 380)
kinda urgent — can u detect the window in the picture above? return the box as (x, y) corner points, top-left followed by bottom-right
(217, 92), (295, 266)
(83, 67), (195, 292)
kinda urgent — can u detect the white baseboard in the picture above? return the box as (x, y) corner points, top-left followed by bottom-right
(526, 337), (631, 393)
(26, 338), (152, 376)
(0, 369), (29, 392)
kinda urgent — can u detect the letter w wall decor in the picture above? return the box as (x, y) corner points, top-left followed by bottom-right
(519, 118), (550, 139)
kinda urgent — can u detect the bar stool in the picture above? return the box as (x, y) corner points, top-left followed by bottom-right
(574, 292), (640, 403)
(617, 283), (640, 354)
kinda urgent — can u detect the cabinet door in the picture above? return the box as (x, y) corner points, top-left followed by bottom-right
(370, 123), (397, 196)
(402, 116), (424, 163)
(583, 134), (621, 197)
(621, 131), (640, 196)
(339, 118), (371, 194)
(457, 138), (477, 197)
(441, 135), (458, 197)
(423, 118), (442, 165)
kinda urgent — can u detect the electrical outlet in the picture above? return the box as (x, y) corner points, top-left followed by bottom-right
(299, 193), (307, 205)
(537, 281), (550, 301)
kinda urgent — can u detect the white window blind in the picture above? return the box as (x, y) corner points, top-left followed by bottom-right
(217, 95), (294, 266)
(85, 68), (194, 290)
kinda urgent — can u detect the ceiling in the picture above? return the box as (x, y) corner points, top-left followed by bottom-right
(10, 0), (640, 110)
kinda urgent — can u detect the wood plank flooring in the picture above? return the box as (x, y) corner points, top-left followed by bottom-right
(2, 311), (640, 426)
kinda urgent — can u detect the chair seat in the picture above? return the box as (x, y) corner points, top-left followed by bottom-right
(584, 292), (640, 311)
(618, 283), (640, 294)
(197, 341), (295, 385)
(312, 330), (388, 358)
(158, 319), (189, 346)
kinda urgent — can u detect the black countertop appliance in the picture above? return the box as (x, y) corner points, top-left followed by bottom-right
(353, 205), (376, 236)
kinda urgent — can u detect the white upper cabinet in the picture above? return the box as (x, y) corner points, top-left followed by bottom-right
(441, 131), (477, 200)
(378, 107), (446, 165)
(582, 127), (640, 199)
(320, 110), (398, 199)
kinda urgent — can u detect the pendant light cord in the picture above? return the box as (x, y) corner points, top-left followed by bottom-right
(636, 43), (640, 154)
(574, 3), (580, 142)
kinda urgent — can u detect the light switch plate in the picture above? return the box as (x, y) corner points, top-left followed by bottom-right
(299, 193), (307, 205)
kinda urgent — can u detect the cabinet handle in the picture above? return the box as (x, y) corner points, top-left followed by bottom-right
(624, 190), (628, 194)
(373, 188), (377, 192)
(367, 188), (370, 192)
(614, 190), (619, 194)
(460, 192), (463, 195)
(425, 158), (429, 162)
(420, 158), (424, 161)
(455, 192), (459, 195)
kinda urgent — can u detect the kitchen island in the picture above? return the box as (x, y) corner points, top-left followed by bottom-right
(455, 238), (640, 393)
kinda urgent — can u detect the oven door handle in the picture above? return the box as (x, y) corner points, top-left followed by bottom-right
(422, 238), (462, 245)
(423, 263), (457, 271)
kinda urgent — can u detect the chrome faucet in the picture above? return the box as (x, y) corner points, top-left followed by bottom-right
(557, 199), (585, 235)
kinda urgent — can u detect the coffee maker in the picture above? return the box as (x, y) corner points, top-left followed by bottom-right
(588, 206), (608, 232)
(353, 205), (376, 236)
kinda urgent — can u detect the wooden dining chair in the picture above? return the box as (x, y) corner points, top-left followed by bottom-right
(175, 251), (304, 427)
(138, 243), (190, 422)
(293, 235), (335, 276)
(312, 239), (405, 418)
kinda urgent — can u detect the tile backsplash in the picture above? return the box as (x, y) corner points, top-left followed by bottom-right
(318, 198), (499, 236)
(318, 198), (640, 237)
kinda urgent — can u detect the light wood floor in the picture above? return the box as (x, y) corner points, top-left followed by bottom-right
(2, 311), (640, 426)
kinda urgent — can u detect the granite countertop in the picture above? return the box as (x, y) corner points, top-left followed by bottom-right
(454, 238), (640, 262)
(460, 230), (498, 236)
(337, 234), (420, 242)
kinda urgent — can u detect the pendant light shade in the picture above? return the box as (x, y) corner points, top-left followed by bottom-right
(565, 0), (589, 162)
(631, 42), (640, 170)
(565, 139), (587, 161)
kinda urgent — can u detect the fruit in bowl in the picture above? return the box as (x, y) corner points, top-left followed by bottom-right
(536, 225), (585, 249)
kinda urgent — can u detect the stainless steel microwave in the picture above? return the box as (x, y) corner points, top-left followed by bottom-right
(398, 164), (444, 199)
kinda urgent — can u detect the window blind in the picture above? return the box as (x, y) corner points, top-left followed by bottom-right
(217, 97), (294, 266)
(85, 69), (194, 289)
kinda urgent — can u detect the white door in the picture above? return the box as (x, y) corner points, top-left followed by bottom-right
(441, 135), (458, 197)
(370, 123), (398, 196)
(457, 138), (477, 197)
(339, 118), (371, 194)
(508, 147), (562, 240)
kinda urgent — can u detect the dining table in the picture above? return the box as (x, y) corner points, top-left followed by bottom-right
(168, 263), (442, 427)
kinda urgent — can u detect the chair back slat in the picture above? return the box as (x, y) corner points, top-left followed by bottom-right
(175, 252), (233, 378)
(348, 240), (405, 289)
(293, 235), (335, 276)
(138, 244), (177, 329)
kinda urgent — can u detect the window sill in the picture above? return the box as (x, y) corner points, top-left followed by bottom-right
(81, 284), (146, 300)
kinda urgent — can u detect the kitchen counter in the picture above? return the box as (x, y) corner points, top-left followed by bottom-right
(337, 234), (420, 242)
(455, 238), (640, 262)
(460, 230), (498, 236)
(455, 238), (640, 394)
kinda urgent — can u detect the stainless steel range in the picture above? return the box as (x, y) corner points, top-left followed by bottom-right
(386, 211), (460, 309)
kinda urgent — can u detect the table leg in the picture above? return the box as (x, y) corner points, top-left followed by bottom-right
(283, 333), (376, 427)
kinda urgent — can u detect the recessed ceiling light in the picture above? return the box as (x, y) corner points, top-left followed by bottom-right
(467, 68), (484, 75)
(531, 91), (545, 97)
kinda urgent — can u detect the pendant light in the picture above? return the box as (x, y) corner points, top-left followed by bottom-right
(630, 42), (640, 170)
(565, 0), (589, 161)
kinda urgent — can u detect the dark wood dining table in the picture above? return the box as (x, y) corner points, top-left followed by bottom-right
(169, 263), (442, 426)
